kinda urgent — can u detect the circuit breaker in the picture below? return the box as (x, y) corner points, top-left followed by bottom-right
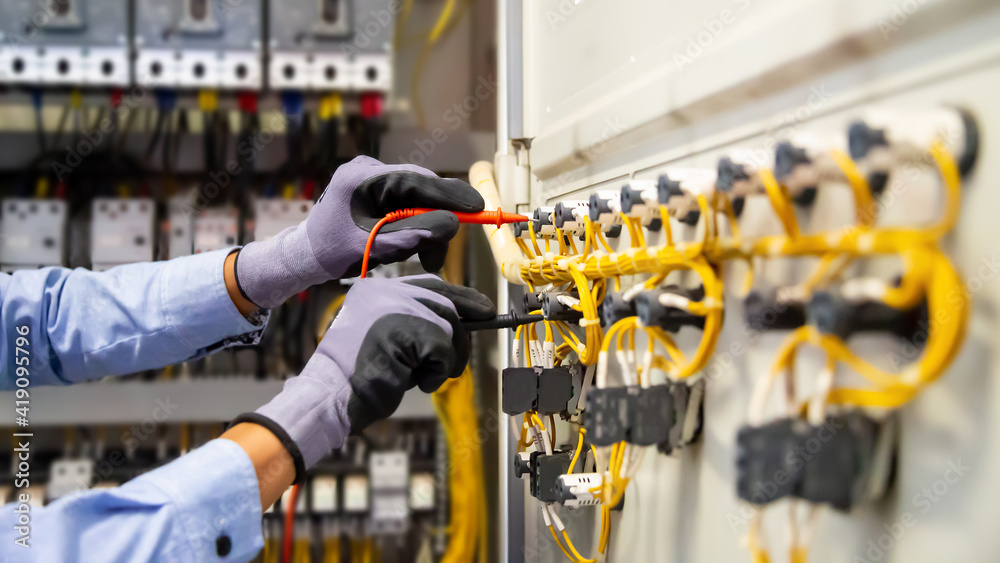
(134, 0), (264, 90)
(312, 475), (339, 513)
(90, 199), (155, 271)
(268, 0), (393, 92)
(193, 208), (239, 254)
(0, 0), (129, 86)
(369, 451), (409, 534)
(0, 198), (67, 272)
(253, 199), (313, 241)
(167, 197), (195, 259)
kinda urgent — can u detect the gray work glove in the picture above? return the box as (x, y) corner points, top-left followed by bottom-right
(232, 275), (495, 477)
(235, 156), (485, 308)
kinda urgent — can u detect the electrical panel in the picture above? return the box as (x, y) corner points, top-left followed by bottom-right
(134, 0), (264, 90)
(267, 0), (393, 92)
(0, 0), (129, 86)
(489, 2), (1000, 562)
(0, 198), (67, 272)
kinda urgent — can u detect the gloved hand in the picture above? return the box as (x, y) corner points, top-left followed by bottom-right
(232, 274), (495, 476)
(235, 156), (485, 308)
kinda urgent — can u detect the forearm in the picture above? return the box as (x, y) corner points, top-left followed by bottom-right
(221, 422), (297, 510)
(0, 249), (266, 389)
(0, 439), (265, 561)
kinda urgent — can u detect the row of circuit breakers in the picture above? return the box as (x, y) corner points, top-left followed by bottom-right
(0, 197), (310, 272)
(0, 0), (392, 92)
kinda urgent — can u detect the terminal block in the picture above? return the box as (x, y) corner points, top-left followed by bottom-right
(584, 387), (630, 446)
(736, 418), (800, 505)
(541, 291), (584, 323)
(502, 367), (574, 416)
(657, 169), (716, 226)
(743, 290), (808, 332)
(714, 156), (751, 217)
(627, 385), (673, 446)
(515, 450), (574, 503)
(598, 291), (636, 327)
(807, 291), (928, 342)
(633, 285), (707, 332)
(589, 190), (624, 226)
(736, 412), (896, 510)
(531, 207), (557, 237)
(554, 472), (602, 508)
(553, 201), (589, 236)
(587, 383), (702, 450)
(619, 180), (663, 231)
(848, 107), (979, 181)
(772, 132), (852, 203)
(663, 379), (705, 454)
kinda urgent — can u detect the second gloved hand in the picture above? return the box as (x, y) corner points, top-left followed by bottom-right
(232, 274), (495, 476)
(235, 156), (485, 308)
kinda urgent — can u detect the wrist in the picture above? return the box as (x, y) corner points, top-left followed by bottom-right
(250, 355), (353, 469)
(224, 251), (259, 317)
(236, 224), (330, 309)
(220, 422), (297, 510)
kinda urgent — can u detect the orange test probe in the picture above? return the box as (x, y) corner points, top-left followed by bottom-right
(359, 208), (529, 278)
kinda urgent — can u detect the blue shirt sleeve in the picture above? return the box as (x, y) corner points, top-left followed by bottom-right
(0, 249), (267, 389)
(0, 439), (264, 562)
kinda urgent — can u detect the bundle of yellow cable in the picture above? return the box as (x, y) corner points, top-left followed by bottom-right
(432, 367), (488, 563)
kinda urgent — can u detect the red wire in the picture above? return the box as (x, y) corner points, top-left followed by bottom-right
(360, 214), (396, 279)
(358, 208), (528, 279)
(282, 484), (300, 563)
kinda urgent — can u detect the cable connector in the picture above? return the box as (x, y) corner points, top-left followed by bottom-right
(633, 285), (707, 332)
